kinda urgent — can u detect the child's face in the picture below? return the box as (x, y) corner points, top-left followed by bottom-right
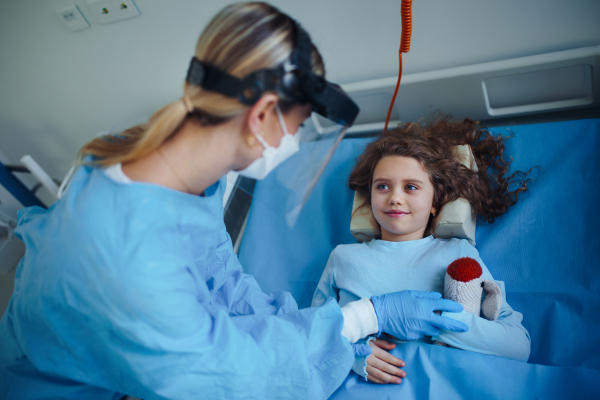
(371, 156), (436, 242)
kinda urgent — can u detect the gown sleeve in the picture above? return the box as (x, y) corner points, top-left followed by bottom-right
(311, 249), (340, 308)
(209, 227), (298, 317)
(311, 249), (373, 380)
(432, 242), (531, 362)
(20, 226), (354, 400)
(208, 175), (297, 317)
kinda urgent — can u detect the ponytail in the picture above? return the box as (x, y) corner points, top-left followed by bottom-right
(78, 98), (189, 166)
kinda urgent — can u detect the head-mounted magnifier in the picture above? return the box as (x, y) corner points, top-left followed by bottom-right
(186, 20), (360, 228)
(185, 23), (359, 127)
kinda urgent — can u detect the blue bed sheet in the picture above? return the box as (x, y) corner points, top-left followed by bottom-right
(330, 342), (600, 400)
(238, 119), (600, 398)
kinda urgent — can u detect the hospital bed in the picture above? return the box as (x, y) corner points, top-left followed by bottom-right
(236, 118), (600, 399)
(0, 162), (46, 275)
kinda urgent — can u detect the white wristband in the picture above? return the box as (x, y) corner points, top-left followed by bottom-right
(340, 298), (379, 343)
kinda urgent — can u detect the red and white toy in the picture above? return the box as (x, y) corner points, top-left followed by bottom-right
(435, 257), (503, 347)
(444, 257), (502, 320)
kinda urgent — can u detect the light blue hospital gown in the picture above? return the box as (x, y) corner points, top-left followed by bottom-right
(0, 165), (354, 399)
(312, 236), (531, 378)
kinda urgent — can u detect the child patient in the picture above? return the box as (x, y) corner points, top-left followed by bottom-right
(312, 118), (532, 384)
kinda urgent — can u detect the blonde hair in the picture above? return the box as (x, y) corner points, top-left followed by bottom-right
(79, 2), (324, 166)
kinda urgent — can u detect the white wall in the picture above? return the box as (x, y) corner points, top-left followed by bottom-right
(0, 0), (599, 180)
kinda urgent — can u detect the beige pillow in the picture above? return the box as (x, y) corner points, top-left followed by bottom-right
(350, 145), (477, 245)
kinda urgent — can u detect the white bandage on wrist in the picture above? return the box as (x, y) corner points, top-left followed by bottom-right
(340, 298), (379, 343)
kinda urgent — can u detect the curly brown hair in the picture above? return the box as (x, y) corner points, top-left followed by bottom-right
(348, 118), (537, 237)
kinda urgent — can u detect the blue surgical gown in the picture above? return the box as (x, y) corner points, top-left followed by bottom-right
(0, 165), (354, 399)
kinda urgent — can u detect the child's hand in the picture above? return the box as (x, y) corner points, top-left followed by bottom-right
(366, 339), (406, 384)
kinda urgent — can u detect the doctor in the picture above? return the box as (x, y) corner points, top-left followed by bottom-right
(0, 3), (467, 399)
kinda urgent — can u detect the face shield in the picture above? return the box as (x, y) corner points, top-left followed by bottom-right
(270, 110), (351, 226)
(186, 20), (359, 227)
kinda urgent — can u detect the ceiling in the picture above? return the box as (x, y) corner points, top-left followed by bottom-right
(1, 0), (599, 180)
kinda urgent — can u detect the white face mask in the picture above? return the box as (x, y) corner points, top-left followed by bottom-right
(238, 105), (301, 180)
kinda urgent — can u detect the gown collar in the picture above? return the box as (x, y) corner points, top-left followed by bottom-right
(367, 235), (435, 250)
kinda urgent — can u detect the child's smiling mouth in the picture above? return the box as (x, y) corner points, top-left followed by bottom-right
(384, 210), (410, 217)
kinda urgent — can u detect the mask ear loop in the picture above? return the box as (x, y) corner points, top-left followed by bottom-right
(275, 104), (291, 136)
(250, 105), (288, 150)
(251, 130), (271, 150)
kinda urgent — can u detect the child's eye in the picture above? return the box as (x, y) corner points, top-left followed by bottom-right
(376, 183), (389, 190)
(405, 184), (418, 190)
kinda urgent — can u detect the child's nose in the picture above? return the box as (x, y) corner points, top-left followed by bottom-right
(388, 190), (406, 205)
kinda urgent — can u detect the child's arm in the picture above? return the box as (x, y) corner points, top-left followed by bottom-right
(311, 249), (341, 307)
(432, 243), (531, 362)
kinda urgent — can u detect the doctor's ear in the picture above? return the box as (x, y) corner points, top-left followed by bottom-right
(246, 93), (279, 135)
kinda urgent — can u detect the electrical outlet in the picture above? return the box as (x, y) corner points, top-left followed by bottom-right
(56, 5), (90, 32)
(86, 0), (140, 24)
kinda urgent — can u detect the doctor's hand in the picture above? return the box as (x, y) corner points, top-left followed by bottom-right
(371, 290), (468, 340)
(366, 339), (406, 385)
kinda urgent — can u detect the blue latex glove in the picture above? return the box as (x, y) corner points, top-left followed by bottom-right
(352, 343), (373, 357)
(371, 290), (469, 340)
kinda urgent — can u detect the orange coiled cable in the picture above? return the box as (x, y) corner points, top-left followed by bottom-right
(400, 0), (413, 53)
(383, 0), (413, 134)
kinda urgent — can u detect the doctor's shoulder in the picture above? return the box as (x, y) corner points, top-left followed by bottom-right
(51, 167), (166, 248)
